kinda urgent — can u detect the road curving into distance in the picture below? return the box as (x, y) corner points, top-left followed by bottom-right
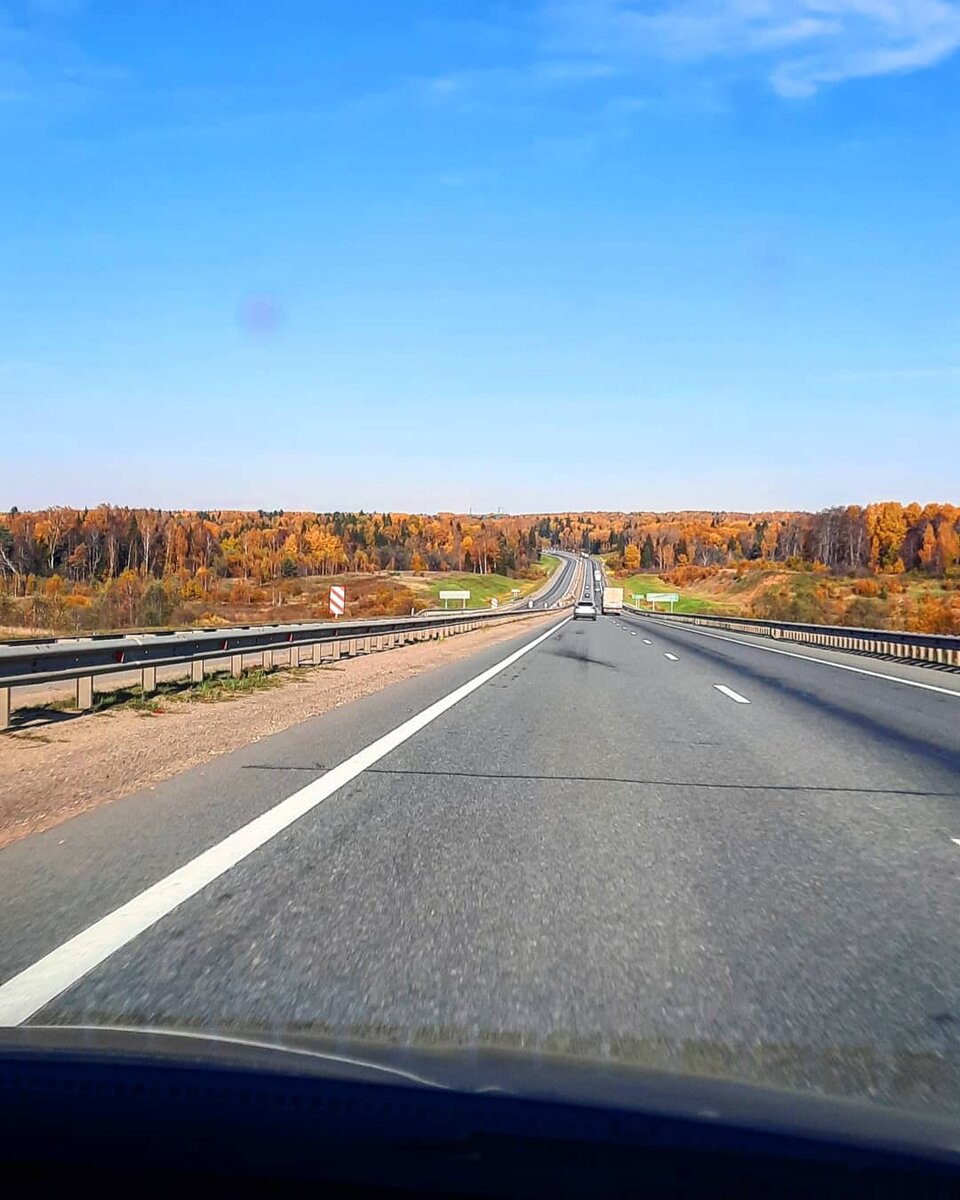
(2, 551), (582, 714)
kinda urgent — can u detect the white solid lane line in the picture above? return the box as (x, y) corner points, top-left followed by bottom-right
(664, 653), (679, 661)
(0, 615), (572, 1027)
(639, 622), (960, 700)
(714, 684), (751, 704)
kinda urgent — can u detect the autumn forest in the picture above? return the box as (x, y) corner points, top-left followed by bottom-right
(1, 502), (958, 635)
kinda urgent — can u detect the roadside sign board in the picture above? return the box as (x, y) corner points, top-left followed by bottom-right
(646, 593), (679, 602)
(329, 585), (345, 617)
(439, 589), (471, 610)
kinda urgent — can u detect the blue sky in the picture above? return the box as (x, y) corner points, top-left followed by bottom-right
(1, 0), (958, 513)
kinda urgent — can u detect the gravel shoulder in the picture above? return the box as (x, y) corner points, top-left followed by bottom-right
(0, 614), (557, 849)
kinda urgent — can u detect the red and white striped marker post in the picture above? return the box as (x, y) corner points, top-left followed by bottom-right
(329, 585), (345, 618)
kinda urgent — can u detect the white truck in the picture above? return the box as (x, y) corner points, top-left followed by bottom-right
(601, 586), (623, 615)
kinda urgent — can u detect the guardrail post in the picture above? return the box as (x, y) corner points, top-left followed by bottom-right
(0, 686), (10, 731)
(77, 675), (94, 711)
(290, 646), (298, 668)
(191, 660), (204, 684)
(141, 666), (157, 694)
(231, 654), (243, 678)
(313, 642), (324, 665)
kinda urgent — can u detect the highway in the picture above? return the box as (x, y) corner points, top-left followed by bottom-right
(1, 553), (958, 1115)
(2, 550), (579, 718)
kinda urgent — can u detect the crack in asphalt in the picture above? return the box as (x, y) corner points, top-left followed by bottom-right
(240, 763), (960, 796)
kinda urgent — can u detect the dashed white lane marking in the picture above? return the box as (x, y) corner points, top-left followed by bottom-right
(638, 622), (960, 700)
(630, 632), (637, 636)
(952, 838), (960, 847)
(664, 653), (679, 661)
(642, 639), (652, 645)
(0, 616), (572, 1026)
(714, 684), (751, 704)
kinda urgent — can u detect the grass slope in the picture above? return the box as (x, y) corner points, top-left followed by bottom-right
(418, 555), (559, 609)
(605, 571), (722, 614)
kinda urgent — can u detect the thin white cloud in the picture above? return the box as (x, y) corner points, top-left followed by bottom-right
(420, 57), (618, 112)
(544, 0), (960, 96)
(0, 0), (121, 118)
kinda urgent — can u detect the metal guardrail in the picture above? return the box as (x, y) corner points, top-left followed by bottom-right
(0, 556), (582, 729)
(622, 604), (960, 668)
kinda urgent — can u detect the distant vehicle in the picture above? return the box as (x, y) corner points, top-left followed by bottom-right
(601, 587), (623, 615)
(574, 601), (597, 621)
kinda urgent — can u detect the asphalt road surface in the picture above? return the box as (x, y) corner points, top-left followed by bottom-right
(1, 589), (958, 1114)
